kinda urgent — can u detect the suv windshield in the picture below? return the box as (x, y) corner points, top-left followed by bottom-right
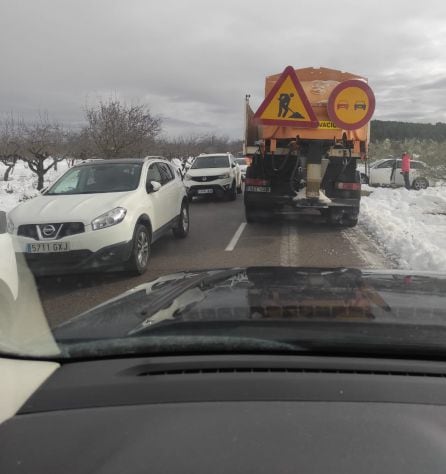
(191, 156), (229, 169)
(46, 163), (142, 195)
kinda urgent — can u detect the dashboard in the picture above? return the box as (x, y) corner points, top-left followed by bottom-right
(2, 354), (446, 473)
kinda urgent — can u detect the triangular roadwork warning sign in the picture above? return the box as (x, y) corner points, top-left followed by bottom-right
(253, 66), (318, 128)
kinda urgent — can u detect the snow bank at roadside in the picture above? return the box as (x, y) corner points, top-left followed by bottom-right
(0, 161), (69, 212)
(360, 186), (446, 271)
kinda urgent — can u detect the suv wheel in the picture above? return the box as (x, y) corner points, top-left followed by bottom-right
(127, 224), (151, 275)
(173, 202), (190, 238)
(228, 181), (237, 201)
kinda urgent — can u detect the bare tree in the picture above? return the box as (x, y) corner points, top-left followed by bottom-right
(65, 128), (95, 165)
(85, 99), (162, 158)
(20, 114), (65, 190)
(0, 115), (22, 181)
(154, 133), (243, 159)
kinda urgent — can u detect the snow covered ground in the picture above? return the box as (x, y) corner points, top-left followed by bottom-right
(0, 160), (69, 212)
(360, 186), (446, 272)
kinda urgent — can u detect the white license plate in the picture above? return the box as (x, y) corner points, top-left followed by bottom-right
(26, 242), (71, 253)
(197, 189), (214, 194)
(246, 186), (271, 193)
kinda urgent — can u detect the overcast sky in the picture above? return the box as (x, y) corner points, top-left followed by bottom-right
(1, 0), (446, 139)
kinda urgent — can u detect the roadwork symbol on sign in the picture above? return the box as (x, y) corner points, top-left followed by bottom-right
(253, 66), (319, 127)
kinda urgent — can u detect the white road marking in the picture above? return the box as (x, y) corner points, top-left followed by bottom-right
(225, 222), (247, 251)
(342, 225), (394, 269)
(280, 223), (300, 266)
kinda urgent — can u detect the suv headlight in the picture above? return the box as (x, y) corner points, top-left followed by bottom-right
(7, 217), (14, 234)
(91, 207), (127, 231)
(184, 173), (192, 180)
(217, 173), (230, 179)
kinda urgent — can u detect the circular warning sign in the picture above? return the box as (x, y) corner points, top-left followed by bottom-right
(327, 80), (375, 130)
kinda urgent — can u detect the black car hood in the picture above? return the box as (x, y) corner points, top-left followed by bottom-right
(54, 267), (446, 343)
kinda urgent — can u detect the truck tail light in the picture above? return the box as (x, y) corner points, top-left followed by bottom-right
(245, 178), (270, 186)
(335, 182), (361, 191)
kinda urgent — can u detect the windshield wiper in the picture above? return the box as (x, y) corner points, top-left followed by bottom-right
(128, 268), (244, 336)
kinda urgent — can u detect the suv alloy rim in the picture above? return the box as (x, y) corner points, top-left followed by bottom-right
(137, 231), (149, 267)
(182, 207), (189, 232)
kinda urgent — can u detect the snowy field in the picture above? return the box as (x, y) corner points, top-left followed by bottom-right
(1, 160), (446, 272)
(0, 160), (69, 212)
(360, 187), (446, 272)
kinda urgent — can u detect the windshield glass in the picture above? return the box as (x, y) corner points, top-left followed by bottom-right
(46, 163), (142, 194)
(191, 156), (230, 169)
(1, 0), (446, 363)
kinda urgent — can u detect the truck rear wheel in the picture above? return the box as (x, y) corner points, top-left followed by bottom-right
(245, 204), (257, 223)
(327, 209), (358, 227)
(343, 215), (358, 227)
(245, 204), (274, 223)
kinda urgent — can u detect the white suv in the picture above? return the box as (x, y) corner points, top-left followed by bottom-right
(183, 153), (242, 200)
(7, 158), (189, 276)
(0, 211), (18, 321)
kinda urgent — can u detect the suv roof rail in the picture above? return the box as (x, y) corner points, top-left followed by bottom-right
(144, 155), (167, 160)
(81, 158), (105, 162)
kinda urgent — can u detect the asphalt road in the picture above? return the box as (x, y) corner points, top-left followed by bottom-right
(36, 195), (389, 327)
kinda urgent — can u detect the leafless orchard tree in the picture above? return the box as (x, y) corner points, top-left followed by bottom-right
(64, 128), (95, 165)
(0, 115), (22, 181)
(85, 99), (162, 158)
(20, 114), (65, 190)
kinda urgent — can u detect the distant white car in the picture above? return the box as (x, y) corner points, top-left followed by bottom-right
(183, 153), (242, 201)
(235, 157), (250, 181)
(362, 158), (430, 190)
(182, 157), (195, 171)
(8, 158), (189, 276)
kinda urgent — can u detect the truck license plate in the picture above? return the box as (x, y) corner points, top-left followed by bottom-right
(197, 189), (214, 194)
(26, 242), (71, 253)
(246, 185), (271, 193)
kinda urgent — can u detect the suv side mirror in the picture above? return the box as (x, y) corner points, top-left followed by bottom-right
(146, 181), (162, 193)
(0, 211), (7, 234)
(231, 163), (236, 168)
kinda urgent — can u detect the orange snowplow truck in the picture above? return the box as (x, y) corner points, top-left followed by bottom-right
(244, 66), (375, 226)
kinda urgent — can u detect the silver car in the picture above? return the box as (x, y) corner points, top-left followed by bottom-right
(362, 158), (430, 189)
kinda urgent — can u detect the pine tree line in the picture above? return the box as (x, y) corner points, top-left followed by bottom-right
(371, 120), (446, 142)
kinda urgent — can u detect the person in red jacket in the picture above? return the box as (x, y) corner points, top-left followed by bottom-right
(401, 152), (411, 190)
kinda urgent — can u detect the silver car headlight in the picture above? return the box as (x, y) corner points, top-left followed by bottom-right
(217, 173), (230, 179)
(91, 207), (127, 231)
(184, 173), (192, 180)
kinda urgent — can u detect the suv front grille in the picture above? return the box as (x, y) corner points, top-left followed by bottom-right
(192, 176), (220, 182)
(18, 222), (85, 240)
